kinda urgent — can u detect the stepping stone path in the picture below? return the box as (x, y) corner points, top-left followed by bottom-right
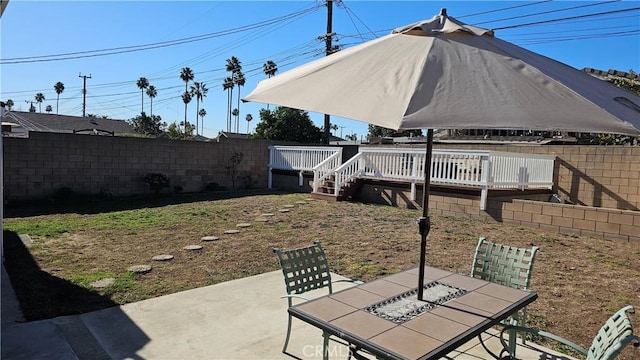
(279, 209), (291, 213)
(183, 245), (203, 251)
(90, 278), (115, 288)
(128, 264), (152, 273)
(152, 254), (174, 261)
(261, 213), (275, 217)
(283, 205), (295, 208)
(236, 223), (251, 228)
(224, 229), (241, 234)
(201, 236), (219, 242)
(254, 217), (269, 222)
(295, 201), (307, 205)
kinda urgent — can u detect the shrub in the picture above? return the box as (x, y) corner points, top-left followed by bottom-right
(144, 173), (170, 195)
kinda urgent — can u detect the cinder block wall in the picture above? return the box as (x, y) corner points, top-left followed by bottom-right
(356, 182), (639, 242)
(2, 132), (277, 200)
(370, 144), (640, 211)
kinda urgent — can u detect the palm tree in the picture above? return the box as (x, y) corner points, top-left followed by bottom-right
(6, 99), (14, 110)
(45, 105), (53, 113)
(190, 81), (208, 135)
(245, 113), (253, 134)
(198, 108), (207, 135)
(180, 67), (194, 127)
(35, 93), (45, 113)
(181, 91), (192, 133)
(234, 71), (245, 133)
(262, 61), (278, 110)
(222, 77), (234, 132)
(136, 77), (149, 114)
(146, 85), (157, 117)
(54, 81), (65, 114)
(225, 57), (242, 131)
(231, 108), (239, 129)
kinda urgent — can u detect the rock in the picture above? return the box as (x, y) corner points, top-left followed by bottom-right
(201, 236), (219, 242)
(261, 213), (275, 217)
(183, 245), (203, 250)
(236, 223), (251, 228)
(128, 265), (152, 273)
(224, 229), (240, 234)
(152, 254), (174, 261)
(279, 209), (291, 213)
(90, 278), (115, 288)
(254, 217), (269, 222)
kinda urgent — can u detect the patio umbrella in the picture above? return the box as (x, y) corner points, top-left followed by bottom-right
(243, 9), (640, 299)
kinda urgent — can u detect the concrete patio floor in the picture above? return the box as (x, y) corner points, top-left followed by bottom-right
(2, 265), (576, 359)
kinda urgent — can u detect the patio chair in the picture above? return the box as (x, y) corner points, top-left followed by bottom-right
(471, 237), (538, 347)
(499, 305), (640, 360)
(273, 241), (362, 358)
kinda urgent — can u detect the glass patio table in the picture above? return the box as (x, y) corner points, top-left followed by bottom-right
(289, 265), (537, 360)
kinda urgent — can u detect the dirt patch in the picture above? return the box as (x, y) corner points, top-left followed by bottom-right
(3, 192), (639, 359)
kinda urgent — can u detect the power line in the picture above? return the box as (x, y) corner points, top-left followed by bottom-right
(458, 0), (553, 18)
(472, 0), (621, 26)
(492, 6), (640, 30)
(0, 4), (322, 65)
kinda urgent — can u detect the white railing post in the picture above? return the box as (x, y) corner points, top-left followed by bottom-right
(479, 155), (491, 210)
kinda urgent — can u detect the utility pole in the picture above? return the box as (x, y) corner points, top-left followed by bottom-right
(79, 73), (91, 117)
(323, 0), (334, 145)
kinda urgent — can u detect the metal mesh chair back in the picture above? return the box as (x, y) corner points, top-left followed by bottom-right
(587, 305), (639, 360)
(471, 237), (538, 290)
(273, 241), (333, 296)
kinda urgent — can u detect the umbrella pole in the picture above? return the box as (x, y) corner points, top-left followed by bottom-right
(417, 129), (433, 301)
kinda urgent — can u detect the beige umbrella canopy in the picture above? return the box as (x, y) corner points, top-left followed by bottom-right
(244, 9), (640, 298)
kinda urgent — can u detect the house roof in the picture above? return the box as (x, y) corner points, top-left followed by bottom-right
(1, 111), (134, 137)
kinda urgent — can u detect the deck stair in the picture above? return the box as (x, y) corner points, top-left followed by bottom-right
(312, 175), (363, 201)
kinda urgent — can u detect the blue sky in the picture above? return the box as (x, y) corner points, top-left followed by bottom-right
(1, 1), (639, 139)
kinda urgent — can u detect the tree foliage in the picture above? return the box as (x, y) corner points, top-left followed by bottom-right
(165, 122), (195, 140)
(367, 125), (422, 138)
(253, 107), (322, 143)
(128, 112), (165, 136)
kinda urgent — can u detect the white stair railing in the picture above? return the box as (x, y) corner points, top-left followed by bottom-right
(333, 153), (365, 196)
(312, 151), (343, 193)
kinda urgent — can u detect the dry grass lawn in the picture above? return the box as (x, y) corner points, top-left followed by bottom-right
(3, 191), (639, 359)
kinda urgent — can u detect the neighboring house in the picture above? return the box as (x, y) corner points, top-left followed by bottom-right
(216, 131), (250, 141)
(1, 111), (134, 137)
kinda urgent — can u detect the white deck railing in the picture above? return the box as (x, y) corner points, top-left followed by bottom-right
(268, 146), (555, 210)
(268, 145), (342, 188)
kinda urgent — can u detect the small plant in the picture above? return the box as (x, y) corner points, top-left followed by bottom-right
(239, 171), (258, 189)
(144, 173), (170, 195)
(225, 152), (244, 190)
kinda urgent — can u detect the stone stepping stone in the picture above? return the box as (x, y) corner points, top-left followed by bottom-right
(283, 204), (295, 208)
(279, 209), (291, 213)
(224, 229), (241, 234)
(152, 254), (174, 261)
(90, 278), (115, 288)
(201, 236), (219, 242)
(236, 223), (251, 228)
(183, 245), (203, 251)
(295, 201), (307, 205)
(261, 213), (275, 217)
(128, 264), (152, 273)
(305, 198), (314, 201)
(255, 217), (269, 222)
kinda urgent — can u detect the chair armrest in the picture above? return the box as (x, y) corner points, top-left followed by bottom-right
(499, 325), (588, 357)
(333, 279), (364, 285)
(280, 294), (310, 301)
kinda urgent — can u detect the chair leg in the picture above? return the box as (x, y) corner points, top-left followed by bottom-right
(323, 330), (330, 360)
(282, 313), (293, 354)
